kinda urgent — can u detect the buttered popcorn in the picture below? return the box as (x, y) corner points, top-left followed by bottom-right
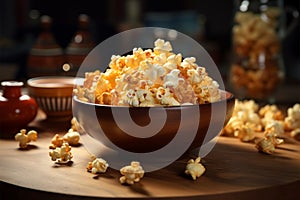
(74, 39), (221, 106)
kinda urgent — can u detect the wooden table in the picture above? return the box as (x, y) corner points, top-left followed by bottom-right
(1, 110), (300, 200)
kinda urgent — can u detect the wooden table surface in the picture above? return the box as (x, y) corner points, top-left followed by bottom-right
(1, 110), (300, 200)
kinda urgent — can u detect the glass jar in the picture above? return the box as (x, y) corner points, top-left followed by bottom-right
(229, 0), (297, 101)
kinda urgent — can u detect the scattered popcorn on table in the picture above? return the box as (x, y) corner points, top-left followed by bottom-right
(221, 100), (300, 155)
(74, 38), (221, 106)
(119, 161), (144, 185)
(185, 157), (206, 180)
(15, 129), (38, 149)
(259, 104), (284, 128)
(86, 155), (109, 174)
(259, 104), (284, 121)
(49, 142), (73, 163)
(63, 129), (80, 146)
(222, 99), (262, 140)
(49, 129), (80, 149)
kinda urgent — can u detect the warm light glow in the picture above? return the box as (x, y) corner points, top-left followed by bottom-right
(168, 30), (178, 40)
(154, 28), (164, 38)
(240, 0), (249, 11)
(75, 35), (83, 43)
(62, 63), (71, 72)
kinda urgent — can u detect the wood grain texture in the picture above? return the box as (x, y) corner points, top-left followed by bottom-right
(1, 111), (300, 200)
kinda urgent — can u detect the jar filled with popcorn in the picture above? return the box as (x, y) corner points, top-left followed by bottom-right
(229, 0), (297, 101)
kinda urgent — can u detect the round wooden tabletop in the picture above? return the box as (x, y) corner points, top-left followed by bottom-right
(1, 111), (300, 200)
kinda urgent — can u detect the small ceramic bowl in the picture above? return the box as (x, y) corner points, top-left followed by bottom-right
(72, 90), (235, 153)
(27, 76), (75, 120)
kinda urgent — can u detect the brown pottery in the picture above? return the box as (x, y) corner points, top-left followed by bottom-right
(0, 81), (38, 139)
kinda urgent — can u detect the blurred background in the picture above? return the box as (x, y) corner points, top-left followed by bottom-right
(0, 0), (299, 85)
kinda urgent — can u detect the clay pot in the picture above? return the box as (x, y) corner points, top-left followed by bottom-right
(0, 81), (38, 139)
(65, 14), (96, 77)
(27, 15), (65, 78)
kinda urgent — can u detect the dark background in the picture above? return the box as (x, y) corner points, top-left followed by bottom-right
(0, 0), (299, 82)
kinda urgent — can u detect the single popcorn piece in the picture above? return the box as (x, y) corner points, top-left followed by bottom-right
(255, 122), (284, 154)
(49, 142), (73, 163)
(154, 38), (172, 53)
(86, 156), (109, 174)
(185, 157), (206, 180)
(119, 161), (144, 185)
(265, 129), (284, 147)
(255, 138), (276, 154)
(63, 129), (80, 146)
(15, 129), (38, 149)
(49, 134), (64, 149)
(163, 69), (184, 88)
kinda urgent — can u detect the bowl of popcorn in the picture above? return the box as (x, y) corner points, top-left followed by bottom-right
(72, 39), (235, 154)
(27, 76), (75, 120)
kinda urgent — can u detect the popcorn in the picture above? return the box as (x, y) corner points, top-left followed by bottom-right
(284, 104), (300, 130)
(264, 120), (285, 138)
(154, 39), (172, 53)
(255, 138), (276, 155)
(70, 117), (80, 131)
(259, 104), (284, 127)
(15, 129), (38, 149)
(86, 156), (109, 174)
(259, 104), (283, 120)
(264, 124), (284, 147)
(49, 129), (80, 149)
(234, 123), (256, 142)
(73, 71), (100, 102)
(163, 69), (184, 88)
(185, 157), (206, 180)
(230, 8), (282, 99)
(63, 129), (80, 146)
(49, 142), (73, 163)
(222, 99), (262, 138)
(119, 161), (144, 185)
(156, 87), (180, 106)
(74, 38), (221, 106)
(49, 134), (64, 149)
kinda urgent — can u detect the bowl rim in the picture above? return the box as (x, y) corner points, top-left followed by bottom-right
(27, 76), (75, 88)
(72, 90), (235, 109)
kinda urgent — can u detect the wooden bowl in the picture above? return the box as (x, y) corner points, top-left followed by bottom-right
(72, 90), (235, 153)
(27, 76), (75, 119)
